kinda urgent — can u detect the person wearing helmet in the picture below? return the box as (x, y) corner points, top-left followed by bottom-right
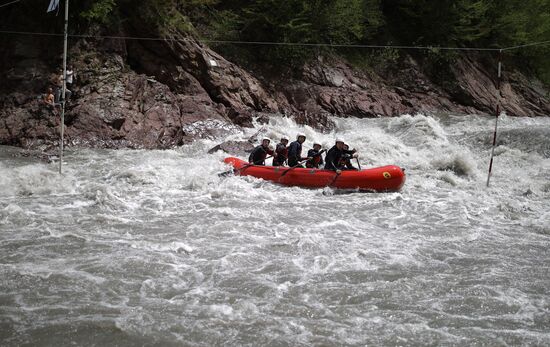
(287, 133), (308, 167)
(306, 143), (325, 169)
(249, 138), (275, 165)
(339, 144), (358, 170)
(272, 137), (289, 166)
(324, 139), (357, 171)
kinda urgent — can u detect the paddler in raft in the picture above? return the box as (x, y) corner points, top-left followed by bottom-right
(288, 133), (309, 168)
(272, 137), (289, 166)
(339, 144), (358, 170)
(305, 143), (325, 168)
(249, 138), (275, 165)
(324, 139), (358, 172)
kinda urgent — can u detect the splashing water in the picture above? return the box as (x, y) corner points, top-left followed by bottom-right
(1, 114), (549, 346)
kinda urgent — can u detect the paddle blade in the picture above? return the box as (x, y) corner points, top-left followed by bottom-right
(218, 170), (234, 177)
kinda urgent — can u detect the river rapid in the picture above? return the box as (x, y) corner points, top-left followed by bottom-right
(1, 114), (549, 346)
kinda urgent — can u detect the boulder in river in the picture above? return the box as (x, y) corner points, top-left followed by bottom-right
(208, 140), (255, 156)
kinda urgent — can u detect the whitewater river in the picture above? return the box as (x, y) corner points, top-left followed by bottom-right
(1, 114), (549, 346)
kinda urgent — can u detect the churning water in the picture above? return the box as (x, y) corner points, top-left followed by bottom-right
(1, 114), (549, 346)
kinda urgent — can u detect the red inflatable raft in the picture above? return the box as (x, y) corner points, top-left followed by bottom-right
(224, 157), (406, 192)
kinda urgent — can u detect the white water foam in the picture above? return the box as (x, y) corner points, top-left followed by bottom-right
(1, 114), (549, 346)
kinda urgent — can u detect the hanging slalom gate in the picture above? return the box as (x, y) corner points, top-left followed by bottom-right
(486, 50), (503, 188)
(59, 0), (69, 174)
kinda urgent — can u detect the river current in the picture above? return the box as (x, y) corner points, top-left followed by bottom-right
(1, 114), (549, 346)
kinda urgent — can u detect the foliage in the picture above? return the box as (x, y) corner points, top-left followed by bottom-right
(72, 0), (550, 84)
(488, 0), (550, 84)
(381, 0), (493, 46)
(346, 47), (400, 75)
(80, 0), (118, 24)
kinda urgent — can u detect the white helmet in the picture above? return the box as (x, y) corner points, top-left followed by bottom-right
(297, 133), (306, 140)
(335, 138), (344, 144)
(262, 138), (271, 143)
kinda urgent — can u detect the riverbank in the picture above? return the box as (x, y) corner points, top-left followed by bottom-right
(1, 32), (549, 151)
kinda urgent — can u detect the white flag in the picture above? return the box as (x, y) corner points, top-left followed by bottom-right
(47, 0), (59, 13)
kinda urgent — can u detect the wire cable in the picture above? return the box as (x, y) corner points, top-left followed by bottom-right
(0, 29), (548, 52)
(0, 0), (20, 9)
(501, 40), (550, 51)
(201, 39), (502, 51)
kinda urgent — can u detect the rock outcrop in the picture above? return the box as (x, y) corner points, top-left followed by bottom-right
(0, 47), (237, 149)
(271, 55), (550, 119)
(273, 57), (462, 118)
(1, 30), (548, 151)
(451, 55), (550, 117)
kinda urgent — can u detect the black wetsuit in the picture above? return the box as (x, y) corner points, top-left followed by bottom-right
(287, 141), (303, 167)
(340, 153), (357, 170)
(324, 146), (356, 170)
(249, 145), (274, 165)
(305, 149), (324, 168)
(272, 143), (288, 166)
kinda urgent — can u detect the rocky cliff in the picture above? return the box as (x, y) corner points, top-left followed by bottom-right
(1, 29), (549, 151)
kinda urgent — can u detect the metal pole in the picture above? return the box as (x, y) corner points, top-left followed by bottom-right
(486, 49), (502, 187)
(59, 0), (69, 174)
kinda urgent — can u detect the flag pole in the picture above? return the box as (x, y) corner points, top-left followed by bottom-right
(486, 49), (502, 187)
(59, 0), (69, 174)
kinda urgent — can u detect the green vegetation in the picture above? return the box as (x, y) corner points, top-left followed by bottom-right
(75, 0), (550, 84)
(80, 0), (117, 23)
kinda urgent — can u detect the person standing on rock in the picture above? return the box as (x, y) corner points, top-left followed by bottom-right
(306, 143), (325, 169)
(66, 65), (75, 91)
(272, 137), (289, 166)
(288, 134), (308, 167)
(53, 68), (72, 104)
(43, 87), (55, 107)
(249, 138), (274, 165)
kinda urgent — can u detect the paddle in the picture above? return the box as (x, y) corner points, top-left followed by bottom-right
(278, 158), (310, 179)
(279, 149), (326, 179)
(312, 149), (327, 160)
(327, 170), (342, 187)
(218, 155), (273, 177)
(355, 157), (362, 170)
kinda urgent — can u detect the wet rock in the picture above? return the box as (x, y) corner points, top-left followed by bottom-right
(277, 57), (474, 119)
(292, 112), (336, 132)
(10, 148), (56, 163)
(227, 107), (254, 128)
(208, 140), (255, 156)
(1, 31), (548, 150)
(126, 30), (280, 113)
(255, 113), (271, 125)
(0, 49), (234, 149)
(452, 55), (550, 117)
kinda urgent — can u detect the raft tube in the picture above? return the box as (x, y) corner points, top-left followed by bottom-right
(224, 157), (406, 192)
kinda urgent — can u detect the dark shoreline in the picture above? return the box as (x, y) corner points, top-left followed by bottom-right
(1, 36), (548, 151)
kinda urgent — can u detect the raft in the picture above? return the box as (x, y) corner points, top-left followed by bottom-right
(224, 157), (406, 192)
